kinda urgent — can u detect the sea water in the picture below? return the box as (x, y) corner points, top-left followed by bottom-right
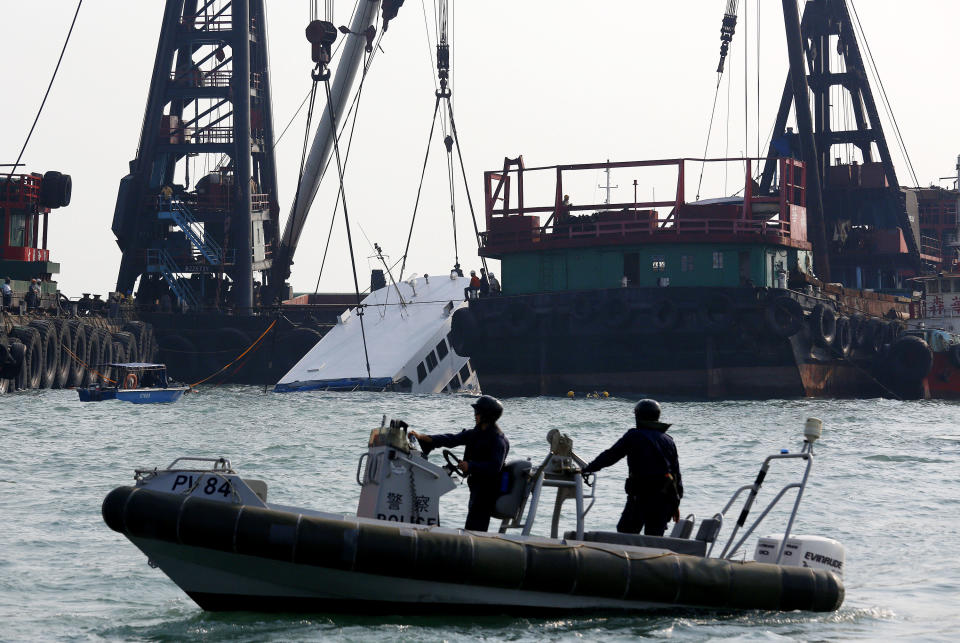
(1, 388), (958, 641)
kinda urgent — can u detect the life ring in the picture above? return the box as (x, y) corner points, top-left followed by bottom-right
(123, 373), (139, 390)
(651, 299), (679, 331)
(809, 304), (836, 347)
(764, 296), (803, 338)
(701, 294), (735, 334)
(834, 316), (852, 357)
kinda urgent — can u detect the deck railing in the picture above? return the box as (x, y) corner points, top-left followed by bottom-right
(481, 157), (807, 252)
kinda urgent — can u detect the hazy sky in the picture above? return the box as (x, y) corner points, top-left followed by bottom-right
(2, 0), (958, 297)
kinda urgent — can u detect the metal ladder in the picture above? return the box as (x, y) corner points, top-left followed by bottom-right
(158, 200), (224, 266)
(146, 248), (200, 309)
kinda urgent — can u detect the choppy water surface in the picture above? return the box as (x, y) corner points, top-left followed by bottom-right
(1, 388), (958, 641)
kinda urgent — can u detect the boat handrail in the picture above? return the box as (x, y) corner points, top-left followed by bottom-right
(717, 443), (814, 563)
(163, 456), (233, 472)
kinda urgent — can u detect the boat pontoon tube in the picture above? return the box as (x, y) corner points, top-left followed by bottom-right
(103, 486), (843, 612)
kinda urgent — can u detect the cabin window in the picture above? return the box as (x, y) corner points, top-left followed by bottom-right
(651, 255), (666, 272)
(944, 280), (955, 293)
(681, 255), (694, 272)
(713, 251), (724, 269)
(10, 213), (26, 247)
(436, 340), (449, 361)
(447, 374), (461, 392)
(417, 362), (428, 383)
(459, 363), (471, 382)
(928, 281), (940, 294)
(426, 351), (439, 371)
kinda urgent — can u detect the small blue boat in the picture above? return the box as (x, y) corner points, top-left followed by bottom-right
(77, 363), (189, 404)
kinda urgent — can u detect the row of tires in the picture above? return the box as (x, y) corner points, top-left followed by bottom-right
(767, 297), (903, 355)
(454, 293), (903, 349)
(0, 319), (157, 393)
(459, 293), (748, 342)
(764, 296), (932, 385)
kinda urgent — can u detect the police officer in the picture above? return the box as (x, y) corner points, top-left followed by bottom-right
(410, 395), (509, 532)
(581, 399), (683, 536)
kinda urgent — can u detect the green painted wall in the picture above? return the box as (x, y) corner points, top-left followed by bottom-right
(501, 244), (801, 294)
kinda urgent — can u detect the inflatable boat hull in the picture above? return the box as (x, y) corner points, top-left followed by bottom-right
(103, 486), (843, 614)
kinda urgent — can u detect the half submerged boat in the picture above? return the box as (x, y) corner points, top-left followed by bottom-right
(78, 363), (188, 403)
(102, 417), (844, 613)
(274, 273), (481, 393)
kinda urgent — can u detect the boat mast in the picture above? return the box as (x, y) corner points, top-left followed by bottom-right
(270, 0), (384, 298)
(598, 160), (618, 205)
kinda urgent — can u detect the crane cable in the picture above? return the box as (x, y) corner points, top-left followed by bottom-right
(400, 0), (483, 280)
(324, 76), (372, 381)
(5, 0), (83, 184)
(314, 27), (387, 293)
(848, 0), (919, 188)
(399, 97), (442, 281)
(697, 0), (739, 201)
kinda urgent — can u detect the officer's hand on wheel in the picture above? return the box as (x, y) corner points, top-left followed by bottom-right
(457, 461), (469, 474)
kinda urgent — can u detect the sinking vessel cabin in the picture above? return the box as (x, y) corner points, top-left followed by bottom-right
(276, 274), (480, 393)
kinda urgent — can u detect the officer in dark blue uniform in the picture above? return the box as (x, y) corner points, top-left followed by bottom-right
(411, 395), (509, 532)
(581, 399), (683, 536)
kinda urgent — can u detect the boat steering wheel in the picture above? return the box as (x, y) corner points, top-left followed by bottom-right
(442, 449), (466, 478)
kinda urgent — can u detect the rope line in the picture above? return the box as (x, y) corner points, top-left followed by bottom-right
(189, 319), (277, 388)
(60, 341), (116, 385)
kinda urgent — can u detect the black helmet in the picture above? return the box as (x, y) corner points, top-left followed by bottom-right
(634, 399), (661, 423)
(471, 395), (503, 422)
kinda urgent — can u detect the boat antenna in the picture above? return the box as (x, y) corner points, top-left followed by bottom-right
(373, 242), (408, 313)
(598, 160), (619, 205)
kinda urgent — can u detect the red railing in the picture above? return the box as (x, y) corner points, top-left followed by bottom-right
(0, 173), (42, 207)
(481, 157), (808, 252)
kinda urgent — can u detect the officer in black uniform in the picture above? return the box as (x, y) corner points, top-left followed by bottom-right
(581, 399), (683, 536)
(410, 395), (509, 532)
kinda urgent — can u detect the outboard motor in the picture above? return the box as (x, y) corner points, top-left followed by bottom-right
(357, 417), (456, 525)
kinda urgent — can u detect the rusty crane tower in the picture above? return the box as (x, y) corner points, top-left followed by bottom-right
(762, 0), (929, 288)
(112, 0), (279, 312)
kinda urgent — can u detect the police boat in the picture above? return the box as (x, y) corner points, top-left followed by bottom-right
(78, 363), (188, 404)
(101, 418), (844, 613)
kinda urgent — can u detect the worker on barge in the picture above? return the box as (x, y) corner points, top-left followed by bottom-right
(581, 399), (683, 536)
(410, 395), (509, 532)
